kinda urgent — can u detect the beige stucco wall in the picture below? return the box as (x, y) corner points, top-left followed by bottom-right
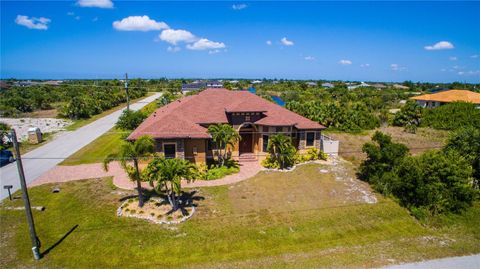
(184, 139), (207, 164)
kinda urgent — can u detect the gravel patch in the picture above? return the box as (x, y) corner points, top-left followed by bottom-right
(0, 117), (72, 140)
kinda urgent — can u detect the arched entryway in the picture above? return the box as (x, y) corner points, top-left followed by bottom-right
(238, 123), (256, 155)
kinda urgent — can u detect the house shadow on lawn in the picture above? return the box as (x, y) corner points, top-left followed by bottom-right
(41, 224), (79, 258)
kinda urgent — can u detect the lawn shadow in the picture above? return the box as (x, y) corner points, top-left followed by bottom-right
(41, 224), (79, 257)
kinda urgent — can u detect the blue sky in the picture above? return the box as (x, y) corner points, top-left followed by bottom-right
(1, 1), (479, 82)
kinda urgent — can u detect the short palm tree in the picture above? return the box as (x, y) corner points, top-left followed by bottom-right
(103, 135), (155, 207)
(268, 134), (296, 169)
(143, 158), (197, 211)
(207, 123), (241, 166)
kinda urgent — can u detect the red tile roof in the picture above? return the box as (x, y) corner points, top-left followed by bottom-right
(128, 88), (325, 140)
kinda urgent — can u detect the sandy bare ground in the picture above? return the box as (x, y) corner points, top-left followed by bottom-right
(0, 117), (72, 140)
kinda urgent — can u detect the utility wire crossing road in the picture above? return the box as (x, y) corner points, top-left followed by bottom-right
(0, 93), (161, 201)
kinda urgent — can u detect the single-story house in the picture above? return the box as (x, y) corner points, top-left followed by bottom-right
(411, 89), (480, 108)
(128, 88), (326, 164)
(306, 82), (318, 87)
(371, 83), (387, 90)
(206, 80), (223, 88)
(393, 84), (409, 90)
(347, 82), (370, 90)
(181, 82), (206, 94)
(321, 82), (334, 89)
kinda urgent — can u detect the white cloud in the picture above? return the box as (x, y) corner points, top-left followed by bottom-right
(167, 46), (181, 53)
(280, 37), (294, 46)
(360, 63), (370, 68)
(92, 17), (98, 22)
(471, 54), (479, 59)
(187, 38), (226, 50)
(113, 16), (168, 31)
(458, 70), (480, 76)
(391, 63), (406, 71)
(67, 12), (75, 16)
(208, 49), (221, 54)
(159, 29), (197, 45)
(232, 4), (247, 10)
(76, 0), (113, 8)
(449, 56), (457, 61)
(304, 56), (315, 61)
(15, 15), (50, 30)
(266, 40), (272, 45)
(75, 16), (81, 20)
(424, 41), (454, 50)
(339, 59), (352, 65)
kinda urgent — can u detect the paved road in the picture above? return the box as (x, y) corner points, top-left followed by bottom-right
(0, 93), (161, 200)
(380, 254), (480, 269)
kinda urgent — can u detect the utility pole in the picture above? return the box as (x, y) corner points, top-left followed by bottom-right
(124, 73), (130, 111)
(11, 129), (41, 260)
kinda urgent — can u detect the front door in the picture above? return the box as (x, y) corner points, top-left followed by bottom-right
(239, 133), (253, 153)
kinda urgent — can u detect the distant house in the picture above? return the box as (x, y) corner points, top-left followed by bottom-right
(128, 88), (326, 164)
(181, 82), (206, 94)
(206, 80), (223, 88)
(393, 84), (409, 90)
(347, 82), (370, 90)
(251, 80), (262, 84)
(411, 89), (480, 108)
(0, 81), (10, 90)
(42, 80), (63, 86)
(321, 82), (334, 89)
(306, 82), (317, 87)
(371, 83), (387, 90)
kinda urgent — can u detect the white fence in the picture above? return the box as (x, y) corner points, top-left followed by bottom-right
(321, 134), (339, 156)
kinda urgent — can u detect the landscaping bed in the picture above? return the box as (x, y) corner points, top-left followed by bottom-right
(118, 197), (195, 225)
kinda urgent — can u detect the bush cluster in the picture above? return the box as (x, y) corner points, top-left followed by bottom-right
(195, 160), (240, 180)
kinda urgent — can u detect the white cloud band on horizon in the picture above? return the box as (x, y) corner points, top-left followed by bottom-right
(304, 56), (315, 61)
(77, 0), (113, 8)
(113, 16), (168, 31)
(15, 15), (50, 30)
(281, 37), (294, 46)
(424, 41), (454, 50)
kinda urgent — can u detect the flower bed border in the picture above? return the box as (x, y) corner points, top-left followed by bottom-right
(117, 197), (195, 225)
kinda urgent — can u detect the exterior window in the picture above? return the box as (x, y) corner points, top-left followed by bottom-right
(276, 127), (283, 133)
(263, 135), (269, 152)
(207, 139), (215, 150)
(193, 146), (197, 156)
(245, 115), (251, 122)
(306, 132), (315, 147)
(263, 126), (269, 133)
(163, 143), (176, 159)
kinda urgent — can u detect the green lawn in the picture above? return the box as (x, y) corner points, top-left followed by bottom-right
(1, 163), (478, 268)
(59, 128), (125, 165)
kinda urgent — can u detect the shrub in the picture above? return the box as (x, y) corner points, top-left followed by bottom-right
(422, 102), (480, 130)
(129, 209), (136, 214)
(261, 154), (281, 169)
(116, 110), (147, 130)
(393, 100), (422, 128)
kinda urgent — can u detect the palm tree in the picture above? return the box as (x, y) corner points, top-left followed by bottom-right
(268, 134), (296, 169)
(207, 124), (241, 166)
(143, 158), (197, 211)
(103, 135), (155, 207)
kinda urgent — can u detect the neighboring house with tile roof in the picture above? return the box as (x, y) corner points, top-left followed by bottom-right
(129, 88), (326, 163)
(411, 89), (480, 108)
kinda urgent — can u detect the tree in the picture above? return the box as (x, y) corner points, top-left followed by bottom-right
(0, 122), (10, 150)
(391, 150), (476, 214)
(103, 135), (155, 207)
(116, 110), (147, 130)
(143, 158), (197, 211)
(444, 127), (480, 188)
(358, 131), (409, 193)
(207, 124), (241, 166)
(393, 100), (423, 133)
(267, 134), (297, 169)
(422, 102), (480, 130)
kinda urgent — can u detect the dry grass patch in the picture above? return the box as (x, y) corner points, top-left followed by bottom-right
(326, 127), (449, 166)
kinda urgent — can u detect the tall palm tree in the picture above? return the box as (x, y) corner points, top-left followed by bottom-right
(207, 124), (241, 166)
(268, 134), (296, 169)
(143, 158), (197, 211)
(103, 135), (155, 207)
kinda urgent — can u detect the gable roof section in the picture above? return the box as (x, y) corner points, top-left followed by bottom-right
(128, 88), (325, 140)
(411, 89), (480, 104)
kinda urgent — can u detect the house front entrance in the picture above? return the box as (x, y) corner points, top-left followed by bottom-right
(239, 132), (253, 153)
